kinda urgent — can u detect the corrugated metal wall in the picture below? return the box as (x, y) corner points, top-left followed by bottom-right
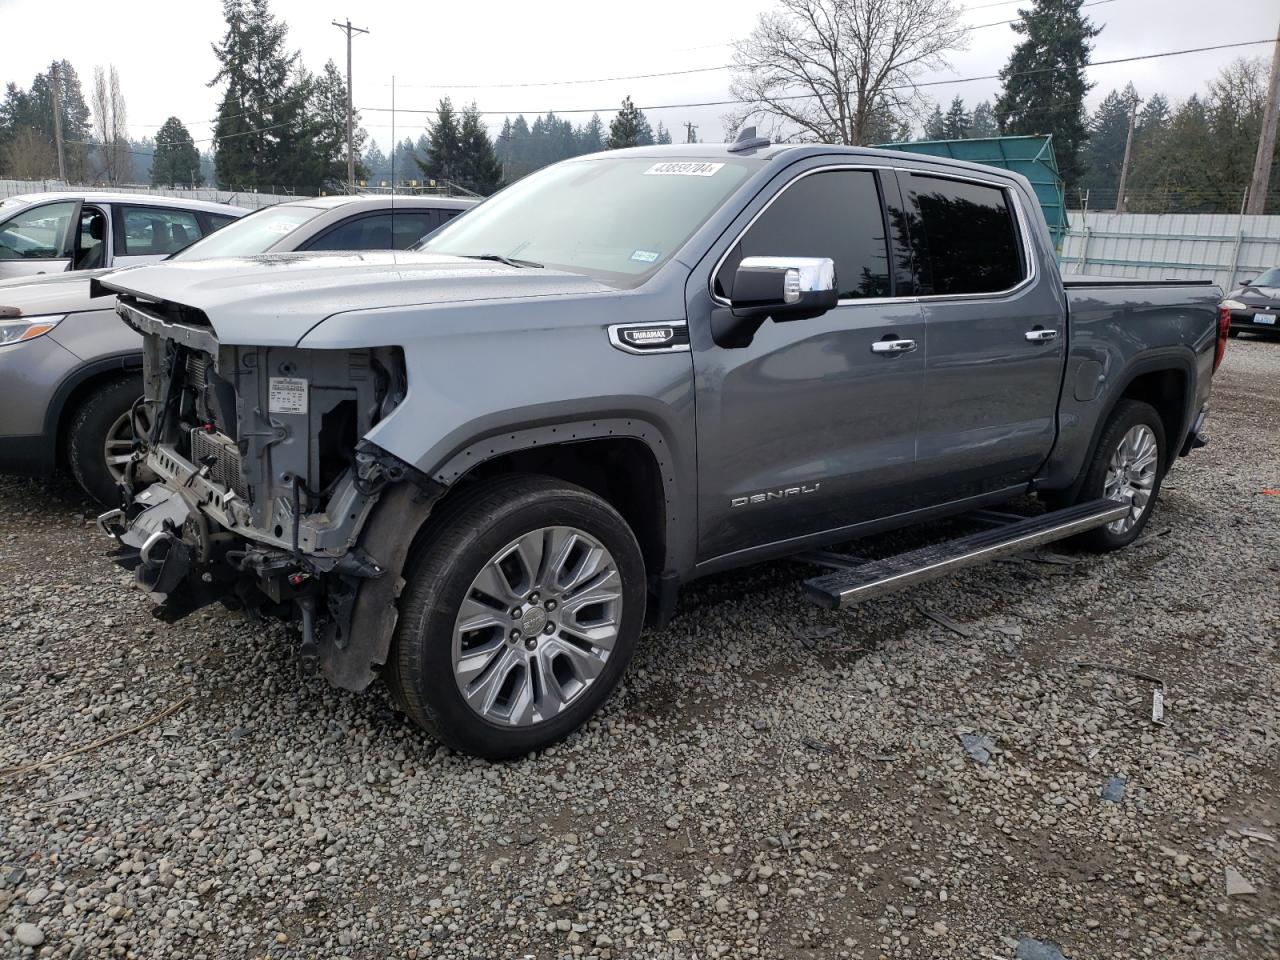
(1060, 212), (1280, 291)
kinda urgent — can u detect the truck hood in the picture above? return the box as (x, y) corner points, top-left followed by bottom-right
(99, 251), (614, 346)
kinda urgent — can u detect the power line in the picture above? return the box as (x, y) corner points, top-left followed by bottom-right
(382, 1), (1116, 91)
(360, 38), (1276, 117)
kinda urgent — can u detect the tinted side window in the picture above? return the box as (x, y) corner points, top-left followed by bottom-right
(305, 212), (436, 252)
(122, 207), (203, 255)
(717, 170), (890, 301)
(907, 176), (1024, 296)
(205, 213), (239, 233)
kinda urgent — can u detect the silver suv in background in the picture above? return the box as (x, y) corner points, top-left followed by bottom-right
(0, 194), (478, 503)
(0, 192), (249, 279)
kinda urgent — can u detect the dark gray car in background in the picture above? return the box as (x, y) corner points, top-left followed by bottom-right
(0, 194), (477, 502)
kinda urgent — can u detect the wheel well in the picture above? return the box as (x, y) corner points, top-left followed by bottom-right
(448, 438), (667, 575)
(1119, 368), (1187, 466)
(53, 369), (142, 466)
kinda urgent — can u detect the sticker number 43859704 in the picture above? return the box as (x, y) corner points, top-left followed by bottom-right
(644, 161), (724, 177)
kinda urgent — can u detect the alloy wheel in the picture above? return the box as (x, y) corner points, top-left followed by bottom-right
(1103, 423), (1159, 534)
(452, 526), (622, 727)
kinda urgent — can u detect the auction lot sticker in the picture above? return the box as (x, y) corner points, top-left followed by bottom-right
(268, 377), (308, 414)
(644, 161), (725, 177)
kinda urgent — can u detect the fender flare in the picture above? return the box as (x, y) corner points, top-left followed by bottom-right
(428, 416), (687, 571)
(1060, 348), (1197, 501)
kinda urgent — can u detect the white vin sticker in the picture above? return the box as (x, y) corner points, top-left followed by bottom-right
(268, 377), (309, 415)
(643, 161), (725, 177)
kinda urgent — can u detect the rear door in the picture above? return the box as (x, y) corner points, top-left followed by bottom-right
(901, 171), (1065, 502)
(691, 164), (927, 562)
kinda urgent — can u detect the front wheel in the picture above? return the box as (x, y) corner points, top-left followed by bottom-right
(1072, 399), (1167, 552)
(386, 476), (646, 759)
(66, 376), (147, 505)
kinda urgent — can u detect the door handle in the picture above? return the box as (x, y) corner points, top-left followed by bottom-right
(1025, 328), (1058, 343)
(871, 339), (917, 355)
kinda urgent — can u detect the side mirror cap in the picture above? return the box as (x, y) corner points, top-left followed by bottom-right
(730, 256), (838, 322)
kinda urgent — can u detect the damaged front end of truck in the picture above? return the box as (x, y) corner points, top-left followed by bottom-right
(97, 292), (441, 690)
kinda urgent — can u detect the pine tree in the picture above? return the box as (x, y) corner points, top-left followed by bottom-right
(942, 96), (970, 140)
(151, 117), (202, 186)
(969, 101), (998, 138)
(578, 113), (605, 153)
(418, 98), (463, 186)
(655, 122), (672, 145)
(923, 105), (946, 140)
(209, 0), (299, 189)
(457, 102), (501, 194)
(362, 141), (388, 185)
(607, 97), (653, 149)
(1079, 86), (1134, 205)
(994, 0), (1101, 189)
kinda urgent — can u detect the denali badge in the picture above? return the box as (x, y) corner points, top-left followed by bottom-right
(731, 483), (821, 508)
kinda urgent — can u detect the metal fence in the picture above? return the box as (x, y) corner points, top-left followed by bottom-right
(0, 179), (303, 210)
(1060, 212), (1280, 292)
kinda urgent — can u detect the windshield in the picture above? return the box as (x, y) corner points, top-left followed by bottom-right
(418, 156), (755, 286)
(174, 204), (325, 260)
(1248, 267), (1280, 287)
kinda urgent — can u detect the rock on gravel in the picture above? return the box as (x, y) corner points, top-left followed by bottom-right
(14, 923), (45, 947)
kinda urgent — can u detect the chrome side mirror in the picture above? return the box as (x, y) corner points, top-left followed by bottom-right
(713, 256), (839, 348)
(730, 256), (838, 321)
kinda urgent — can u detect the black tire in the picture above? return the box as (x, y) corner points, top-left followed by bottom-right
(1228, 328), (1242, 338)
(1071, 398), (1167, 552)
(386, 475), (646, 759)
(66, 376), (143, 505)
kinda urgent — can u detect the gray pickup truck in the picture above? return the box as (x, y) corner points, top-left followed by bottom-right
(97, 135), (1228, 758)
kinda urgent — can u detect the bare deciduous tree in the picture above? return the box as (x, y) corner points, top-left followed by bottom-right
(3, 127), (58, 180)
(91, 64), (130, 183)
(727, 0), (967, 145)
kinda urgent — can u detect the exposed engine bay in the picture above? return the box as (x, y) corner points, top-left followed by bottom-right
(98, 294), (443, 689)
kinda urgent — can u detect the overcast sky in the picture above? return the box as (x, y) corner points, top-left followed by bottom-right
(1, 0), (1276, 152)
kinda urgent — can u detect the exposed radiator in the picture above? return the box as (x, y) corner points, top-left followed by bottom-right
(186, 353), (210, 391)
(189, 428), (247, 500)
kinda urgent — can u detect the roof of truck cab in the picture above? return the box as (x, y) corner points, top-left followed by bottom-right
(4, 191), (251, 214)
(599, 141), (1036, 184)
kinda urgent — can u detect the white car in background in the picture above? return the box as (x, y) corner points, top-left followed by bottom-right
(0, 192), (249, 280)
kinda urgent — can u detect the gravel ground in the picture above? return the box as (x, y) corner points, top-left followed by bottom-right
(2, 337), (1278, 960)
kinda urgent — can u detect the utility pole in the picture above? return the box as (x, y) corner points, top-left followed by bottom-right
(49, 62), (67, 182)
(1246, 18), (1280, 216)
(684, 121), (698, 144)
(1115, 92), (1140, 214)
(332, 19), (369, 193)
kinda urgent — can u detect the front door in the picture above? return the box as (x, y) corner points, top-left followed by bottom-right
(691, 166), (927, 563)
(0, 199), (78, 279)
(898, 172), (1065, 502)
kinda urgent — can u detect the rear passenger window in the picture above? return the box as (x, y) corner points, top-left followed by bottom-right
(305, 212), (436, 252)
(716, 170), (890, 301)
(907, 176), (1024, 296)
(121, 207), (203, 255)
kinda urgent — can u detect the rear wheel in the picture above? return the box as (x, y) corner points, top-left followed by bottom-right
(386, 476), (646, 759)
(66, 377), (147, 505)
(1071, 399), (1167, 552)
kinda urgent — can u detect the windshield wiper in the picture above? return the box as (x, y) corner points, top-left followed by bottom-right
(458, 253), (543, 269)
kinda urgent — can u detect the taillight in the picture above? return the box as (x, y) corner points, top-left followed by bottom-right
(1214, 305), (1231, 372)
